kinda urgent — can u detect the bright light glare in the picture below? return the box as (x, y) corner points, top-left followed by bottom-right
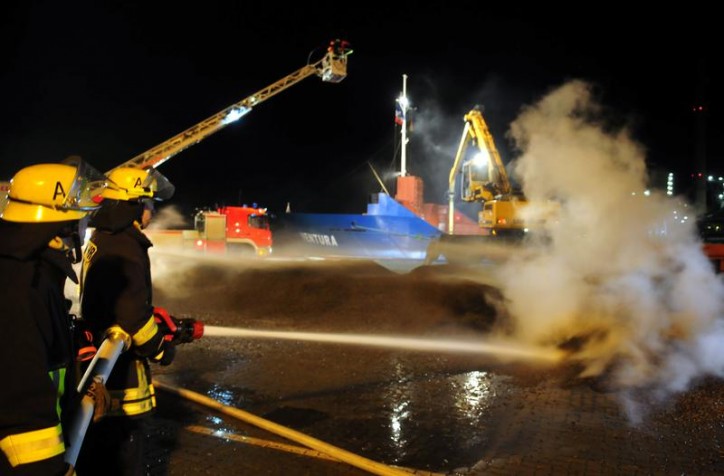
(222, 107), (251, 125)
(472, 150), (490, 167)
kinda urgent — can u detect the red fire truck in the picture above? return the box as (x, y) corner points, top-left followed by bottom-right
(699, 208), (724, 274)
(190, 205), (272, 256)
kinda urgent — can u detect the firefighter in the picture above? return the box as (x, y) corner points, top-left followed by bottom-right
(75, 166), (175, 476)
(0, 159), (104, 475)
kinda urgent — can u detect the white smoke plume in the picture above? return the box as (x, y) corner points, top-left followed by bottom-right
(146, 204), (189, 230)
(498, 80), (724, 423)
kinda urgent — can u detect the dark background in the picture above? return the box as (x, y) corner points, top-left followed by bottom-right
(1, 2), (720, 218)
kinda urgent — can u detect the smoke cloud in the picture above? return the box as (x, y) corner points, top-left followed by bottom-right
(147, 204), (189, 230)
(498, 79), (724, 422)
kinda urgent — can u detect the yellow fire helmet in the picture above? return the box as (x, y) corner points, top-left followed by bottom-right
(0, 160), (105, 223)
(103, 167), (175, 202)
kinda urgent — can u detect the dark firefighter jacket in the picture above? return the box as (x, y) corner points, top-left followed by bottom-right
(80, 203), (165, 418)
(0, 219), (77, 475)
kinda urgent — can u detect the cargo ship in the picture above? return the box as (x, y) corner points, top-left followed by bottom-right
(273, 176), (483, 261)
(273, 75), (483, 262)
(273, 188), (439, 260)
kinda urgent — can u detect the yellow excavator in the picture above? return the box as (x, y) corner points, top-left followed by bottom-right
(449, 106), (528, 237)
(425, 106), (534, 265)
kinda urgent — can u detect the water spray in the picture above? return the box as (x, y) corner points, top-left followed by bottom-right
(203, 325), (564, 363)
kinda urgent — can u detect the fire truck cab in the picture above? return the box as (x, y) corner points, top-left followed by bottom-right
(192, 205), (272, 256)
(699, 207), (724, 273)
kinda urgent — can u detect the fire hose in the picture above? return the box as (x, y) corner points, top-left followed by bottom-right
(63, 308), (204, 468)
(153, 381), (417, 476)
(63, 315), (422, 474)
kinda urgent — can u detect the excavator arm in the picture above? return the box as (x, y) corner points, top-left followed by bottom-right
(109, 40), (351, 173)
(460, 107), (511, 201)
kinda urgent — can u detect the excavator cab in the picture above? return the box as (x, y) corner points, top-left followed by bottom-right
(461, 159), (504, 202)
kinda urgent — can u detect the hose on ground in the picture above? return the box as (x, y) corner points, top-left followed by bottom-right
(153, 379), (413, 476)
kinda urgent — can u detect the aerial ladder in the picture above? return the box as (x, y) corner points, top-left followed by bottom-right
(448, 106), (526, 236)
(66, 40), (351, 470)
(109, 39), (352, 173)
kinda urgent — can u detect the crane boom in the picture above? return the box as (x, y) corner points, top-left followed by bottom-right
(460, 107), (511, 201)
(447, 107), (514, 233)
(110, 41), (351, 172)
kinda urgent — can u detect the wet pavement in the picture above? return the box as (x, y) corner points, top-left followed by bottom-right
(136, 254), (723, 475)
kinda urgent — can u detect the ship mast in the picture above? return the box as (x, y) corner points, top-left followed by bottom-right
(398, 74), (409, 176)
(393, 75), (424, 217)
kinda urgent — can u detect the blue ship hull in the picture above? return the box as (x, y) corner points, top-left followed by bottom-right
(274, 193), (443, 260)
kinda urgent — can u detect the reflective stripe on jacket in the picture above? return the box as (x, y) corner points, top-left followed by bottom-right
(107, 359), (157, 417)
(49, 368), (66, 419)
(0, 424), (64, 467)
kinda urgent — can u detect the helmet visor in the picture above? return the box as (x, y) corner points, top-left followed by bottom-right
(61, 158), (106, 211)
(144, 168), (175, 201)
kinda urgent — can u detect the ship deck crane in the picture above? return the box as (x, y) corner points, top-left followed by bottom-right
(109, 39), (351, 173)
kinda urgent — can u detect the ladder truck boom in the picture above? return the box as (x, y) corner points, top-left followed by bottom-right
(110, 40), (351, 173)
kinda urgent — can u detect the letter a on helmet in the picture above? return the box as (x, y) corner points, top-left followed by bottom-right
(53, 181), (67, 201)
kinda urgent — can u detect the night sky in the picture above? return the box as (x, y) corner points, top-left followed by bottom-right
(1, 2), (719, 217)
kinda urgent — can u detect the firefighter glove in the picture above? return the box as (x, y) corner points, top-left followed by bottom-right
(87, 376), (110, 423)
(151, 341), (176, 366)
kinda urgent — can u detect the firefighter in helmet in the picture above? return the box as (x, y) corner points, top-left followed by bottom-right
(75, 166), (175, 476)
(0, 159), (104, 475)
